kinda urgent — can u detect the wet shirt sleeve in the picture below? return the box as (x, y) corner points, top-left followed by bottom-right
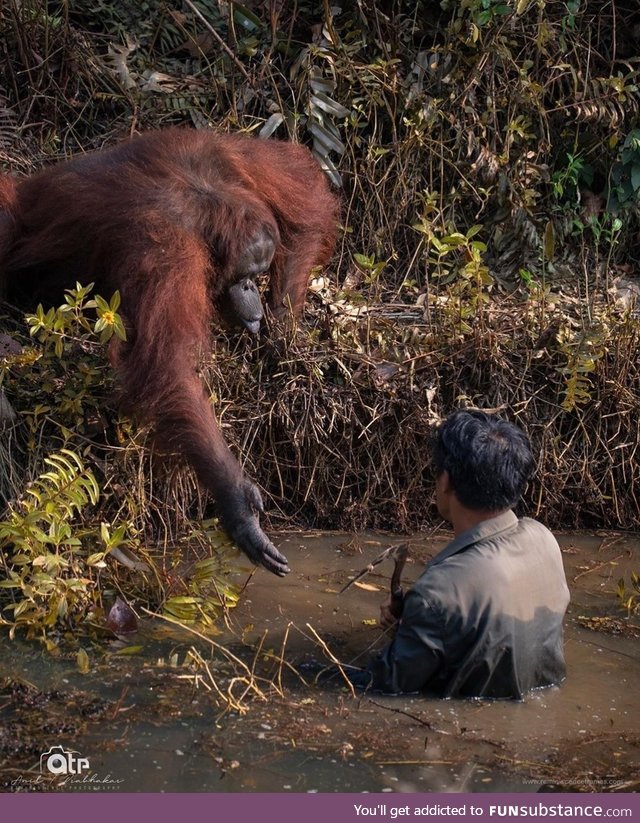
(366, 589), (445, 694)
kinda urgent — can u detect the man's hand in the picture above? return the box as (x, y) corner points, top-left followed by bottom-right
(379, 598), (398, 629)
(379, 588), (404, 629)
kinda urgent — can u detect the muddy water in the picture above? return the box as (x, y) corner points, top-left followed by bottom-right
(1, 531), (639, 793)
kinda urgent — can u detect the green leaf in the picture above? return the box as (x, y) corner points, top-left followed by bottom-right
(86, 552), (106, 566)
(353, 253), (373, 267)
(113, 318), (127, 341)
(233, 3), (262, 32)
(94, 295), (110, 313)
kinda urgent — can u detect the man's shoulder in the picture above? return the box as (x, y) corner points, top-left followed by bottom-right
(475, 515), (560, 559)
(515, 516), (559, 545)
(413, 515), (560, 592)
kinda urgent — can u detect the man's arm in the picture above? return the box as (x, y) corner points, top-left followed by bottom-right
(365, 590), (445, 694)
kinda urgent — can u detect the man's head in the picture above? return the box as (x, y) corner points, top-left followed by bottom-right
(432, 410), (534, 520)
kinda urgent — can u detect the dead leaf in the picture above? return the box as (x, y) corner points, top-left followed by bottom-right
(354, 581), (381, 592)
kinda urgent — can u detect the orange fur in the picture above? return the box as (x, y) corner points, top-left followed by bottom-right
(0, 129), (338, 564)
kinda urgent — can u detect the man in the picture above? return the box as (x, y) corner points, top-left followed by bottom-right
(352, 409), (570, 699)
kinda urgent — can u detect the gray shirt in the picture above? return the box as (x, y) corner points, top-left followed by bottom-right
(368, 511), (570, 699)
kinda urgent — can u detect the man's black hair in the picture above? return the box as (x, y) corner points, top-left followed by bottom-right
(431, 409), (535, 511)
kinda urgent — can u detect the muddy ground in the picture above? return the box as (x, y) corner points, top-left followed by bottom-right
(0, 530), (638, 793)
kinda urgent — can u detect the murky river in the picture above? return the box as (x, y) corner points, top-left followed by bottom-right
(1, 531), (638, 793)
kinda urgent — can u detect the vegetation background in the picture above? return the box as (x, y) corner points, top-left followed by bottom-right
(1, 0), (640, 637)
